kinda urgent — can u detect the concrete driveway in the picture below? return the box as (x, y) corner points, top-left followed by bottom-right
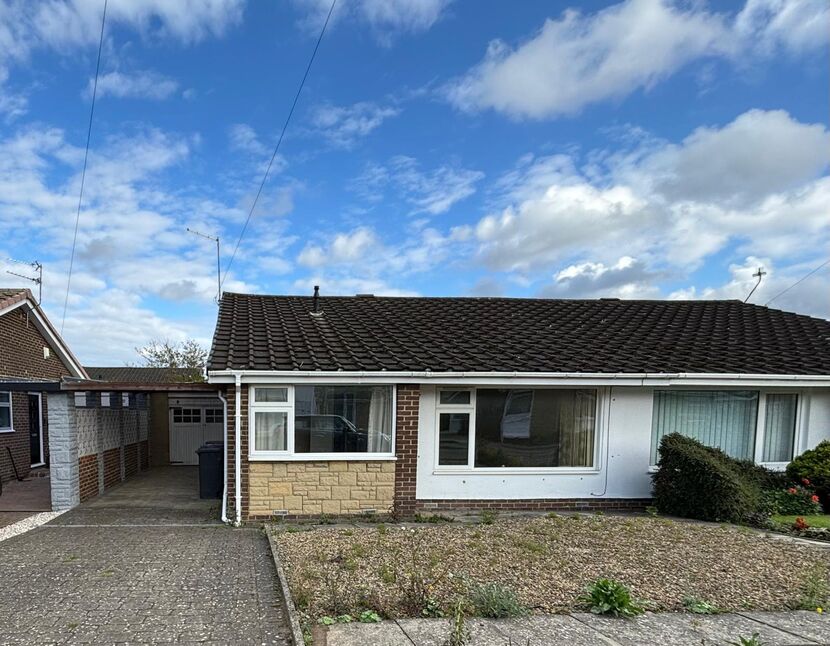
(0, 468), (292, 645)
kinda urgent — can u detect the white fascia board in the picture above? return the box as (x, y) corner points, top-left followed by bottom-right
(207, 369), (830, 388)
(0, 298), (88, 379)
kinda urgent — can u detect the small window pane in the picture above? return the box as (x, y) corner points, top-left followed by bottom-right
(763, 394), (797, 462)
(173, 408), (201, 424)
(122, 393), (130, 407)
(439, 412), (469, 465)
(255, 411), (287, 451)
(101, 392), (111, 407)
(0, 392), (9, 404)
(254, 387), (288, 403)
(440, 390), (471, 405)
(205, 409), (222, 424)
(0, 405), (10, 429)
(74, 392), (87, 407)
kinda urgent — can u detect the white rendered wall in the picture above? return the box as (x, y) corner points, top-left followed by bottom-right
(804, 389), (830, 451)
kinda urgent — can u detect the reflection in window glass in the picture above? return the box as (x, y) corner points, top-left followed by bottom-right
(763, 394), (797, 462)
(474, 389), (596, 468)
(440, 390), (471, 405)
(254, 387), (288, 403)
(438, 412), (470, 465)
(255, 411), (288, 451)
(293, 386), (392, 454)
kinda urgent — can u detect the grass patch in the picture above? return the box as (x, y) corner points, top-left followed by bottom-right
(772, 515), (830, 528)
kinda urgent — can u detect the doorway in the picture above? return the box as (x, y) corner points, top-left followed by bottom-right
(27, 393), (43, 467)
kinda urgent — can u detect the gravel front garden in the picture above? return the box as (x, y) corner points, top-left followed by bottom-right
(272, 513), (830, 626)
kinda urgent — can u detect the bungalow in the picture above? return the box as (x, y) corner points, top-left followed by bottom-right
(206, 291), (830, 523)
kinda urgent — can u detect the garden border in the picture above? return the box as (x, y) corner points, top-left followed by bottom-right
(266, 525), (306, 646)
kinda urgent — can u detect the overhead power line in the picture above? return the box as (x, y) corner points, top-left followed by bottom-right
(220, 0), (338, 293)
(764, 258), (830, 307)
(61, 0), (108, 333)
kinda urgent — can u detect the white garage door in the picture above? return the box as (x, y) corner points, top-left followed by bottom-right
(169, 400), (223, 465)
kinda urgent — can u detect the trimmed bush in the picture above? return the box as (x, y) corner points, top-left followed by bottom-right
(652, 434), (768, 523)
(787, 441), (830, 507)
(762, 485), (822, 516)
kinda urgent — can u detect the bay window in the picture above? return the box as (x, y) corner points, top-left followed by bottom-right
(437, 388), (599, 470)
(249, 385), (394, 458)
(650, 390), (800, 465)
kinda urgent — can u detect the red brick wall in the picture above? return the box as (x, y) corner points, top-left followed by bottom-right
(79, 454), (99, 502)
(394, 385), (420, 517)
(0, 303), (72, 483)
(124, 443), (138, 478)
(102, 448), (120, 489)
(226, 384), (249, 520)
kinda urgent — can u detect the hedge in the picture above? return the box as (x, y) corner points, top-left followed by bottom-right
(787, 441), (830, 501)
(651, 433), (767, 523)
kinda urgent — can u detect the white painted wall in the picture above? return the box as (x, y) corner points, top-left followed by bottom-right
(415, 385), (830, 501)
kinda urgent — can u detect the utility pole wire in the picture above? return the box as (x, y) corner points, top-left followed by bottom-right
(62, 0), (108, 333)
(221, 0), (337, 291)
(764, 258), (830, 306)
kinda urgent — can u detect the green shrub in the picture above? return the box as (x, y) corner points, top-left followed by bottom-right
(580, 578), (645, 618)
(762, 485), (822, 516)
(652, 434), (769, 523)
(788, 442), (830, 506)
(467, 582), (528, 618)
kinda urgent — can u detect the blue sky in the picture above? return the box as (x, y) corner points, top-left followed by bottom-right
(0, 0), (827, 364)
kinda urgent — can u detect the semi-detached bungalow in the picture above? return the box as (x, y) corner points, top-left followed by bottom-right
(206, 291), (830, 524)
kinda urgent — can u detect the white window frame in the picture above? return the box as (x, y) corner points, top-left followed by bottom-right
(649, 388), (805, 469)
(74, 391), (88, 407)
(101, 392), (111, 407)
(755, 390), (804, 470)
(248, 384), (397, 461)
(0, 391), (12, 433)
(433, 386), (603, 474)
(122, 393), (130, 407)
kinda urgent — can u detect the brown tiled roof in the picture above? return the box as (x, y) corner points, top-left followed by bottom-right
(85, 366), (204, 384)
(207, 292), (830, 375)
(0, 287), (30, 311)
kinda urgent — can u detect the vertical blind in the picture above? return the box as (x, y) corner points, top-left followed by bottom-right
(651, 390), (759, 463)
(762, 394), (797, 463)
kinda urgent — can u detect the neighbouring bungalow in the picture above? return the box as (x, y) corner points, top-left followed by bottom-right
(206, 290), (830, 523)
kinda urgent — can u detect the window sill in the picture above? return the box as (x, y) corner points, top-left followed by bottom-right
(431, 467), (601, 476)
(0, 428), (14, 434)
(249, 453), (398, 462)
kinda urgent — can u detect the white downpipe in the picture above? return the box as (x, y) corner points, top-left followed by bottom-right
(234, 372), (242, 527)
(218, 390), (229, 524)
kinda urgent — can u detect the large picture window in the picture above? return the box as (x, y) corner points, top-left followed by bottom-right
(651, 390), (759, 463)
(249, 385), (394, 458)
(437, 388), (598, 469)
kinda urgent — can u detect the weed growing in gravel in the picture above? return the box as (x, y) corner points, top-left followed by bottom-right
(467, 581), (529, 618)
(376, 523), (388, 536)
(645, 506), (659, 517)
(358, 610), (382, 623)
(515, 537), (546, 555)
(350, 543), (367, 558)
(580, 578), (645, 618)
(546, 512), (559, 519)
(729, 633), (762, 646)
(796, 564), (830, 611)
(682, 596), (720, 614)
(444, 599), (469, 646)
(378, 564), (396, 584)
(480, 510), (498, 525)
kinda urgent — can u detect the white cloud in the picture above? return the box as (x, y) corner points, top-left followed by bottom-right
(445, 0), (827, 120)
(311, 101), (400, 147)
(298, 227), (379, 268)
(355, 155), (484, 215)
(91, 70), (179, 100)
(228, 123), (268, 156)
(541, 256), (662, 298)
(295, 0), (451, 42)
(735, 0), (830, 54)
(471, 110), (829, 287)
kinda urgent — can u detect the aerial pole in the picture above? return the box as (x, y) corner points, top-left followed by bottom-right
(187, 228), (221, 304)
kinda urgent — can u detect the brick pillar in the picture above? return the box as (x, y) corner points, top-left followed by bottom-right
(394, 385), (420, 517)
(47, 393), (80, 511)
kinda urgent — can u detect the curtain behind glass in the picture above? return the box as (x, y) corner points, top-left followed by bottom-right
(367, 387), (392, 452)
(651, 390), (758, 463)
(762, 394), (797, 462)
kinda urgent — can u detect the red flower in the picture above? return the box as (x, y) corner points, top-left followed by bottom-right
(794, 517), (809, 531)
(812, 495), (820, 503)
(788, 487), (798, 494)
(803, 478), (811, 486)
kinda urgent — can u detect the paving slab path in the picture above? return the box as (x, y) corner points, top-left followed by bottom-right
(323, 612), (830, 645)
(0, 467), (293, 645)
